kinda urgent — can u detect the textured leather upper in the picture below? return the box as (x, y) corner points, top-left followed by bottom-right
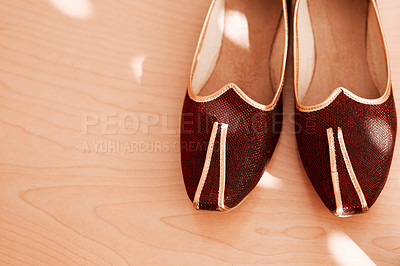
(181, 87), (282, 210)
(296, 89), (397, 215)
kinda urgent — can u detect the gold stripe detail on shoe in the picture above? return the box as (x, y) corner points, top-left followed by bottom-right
(327, 128), (343, 216)
(218, 123), (229, 211)
(193, 122), (219, 209)
(337, 127), (369, 212)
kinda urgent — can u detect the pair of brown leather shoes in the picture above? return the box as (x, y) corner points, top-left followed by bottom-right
(180, 0), (396, 217)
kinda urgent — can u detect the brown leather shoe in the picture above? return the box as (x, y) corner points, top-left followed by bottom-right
(181, 0), (288, 211)
(294, 0), (397, 217)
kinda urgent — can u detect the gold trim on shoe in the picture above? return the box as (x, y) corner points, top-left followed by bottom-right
(193, 122), (219, 209)
(187, 0), (289, 112)
(293, 0), (392, 112)
(327, 128), (344, 216)
(193, 122), (231, 211)
(218, 123), (229, 211)
(327, 127), (369, 217)
(337, 127), (369, 213)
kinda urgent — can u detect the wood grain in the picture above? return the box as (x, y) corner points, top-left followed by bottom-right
(0, 0), (399, 265)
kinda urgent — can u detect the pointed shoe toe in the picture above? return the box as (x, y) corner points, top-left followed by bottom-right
(181, 86), (283, 211)
(295, 89), (396, 217)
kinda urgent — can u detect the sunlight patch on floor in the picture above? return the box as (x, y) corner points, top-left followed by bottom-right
(50, 0), (94, 19)
(258, 171), (283, 189)
(131, 55), (147, 84)
(328, 231), (375, 265)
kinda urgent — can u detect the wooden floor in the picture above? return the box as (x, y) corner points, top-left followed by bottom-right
(0, 0), (399, 265)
